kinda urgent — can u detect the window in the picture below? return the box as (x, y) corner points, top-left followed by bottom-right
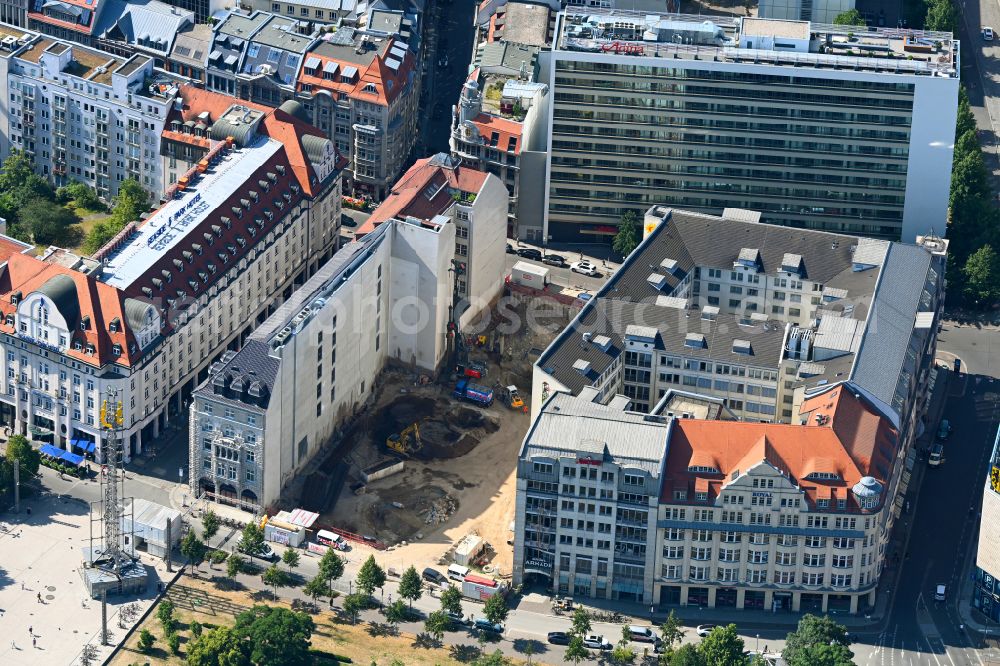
(662, 545), (683, 559)
(688, 566), (708, 581)
(804, 553), (826, 567)
(746, 568), (766, 584)
(803, 572), (824, 586)
(774, 571), (795, 585)
(533, 462), (553, 475)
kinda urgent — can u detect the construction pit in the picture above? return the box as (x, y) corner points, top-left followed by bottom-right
(308, 294), (578, 576)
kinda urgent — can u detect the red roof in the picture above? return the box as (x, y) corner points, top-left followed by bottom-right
(297, 37), (415, 108)
(0, 235), (33, 264)
(357, 156), (489, 236)
(468, 113), (523, 155)
(661, 387), (898, 510)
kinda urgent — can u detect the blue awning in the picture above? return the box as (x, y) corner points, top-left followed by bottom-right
(72, 439), (96, 453)
(61, 451), (84, 466)
(39, 443), (62, 457)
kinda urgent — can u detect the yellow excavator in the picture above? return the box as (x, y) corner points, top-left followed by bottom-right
(387, 422), (422, 457)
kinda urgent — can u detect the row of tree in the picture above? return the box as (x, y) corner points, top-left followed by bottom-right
(0, 150), (149, 253)
(0, 434), (41, 502)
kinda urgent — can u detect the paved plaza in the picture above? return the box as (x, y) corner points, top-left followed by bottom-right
(0, 488), (169, 665)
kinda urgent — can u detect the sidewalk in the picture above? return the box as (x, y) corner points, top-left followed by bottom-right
(511, 238), (622, 271)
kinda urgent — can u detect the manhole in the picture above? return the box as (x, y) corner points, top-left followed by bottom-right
(46, 586), (55, 592)
(45, 594), (55, 600)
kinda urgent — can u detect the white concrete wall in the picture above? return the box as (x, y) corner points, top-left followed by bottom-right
(389, 219), (453, 371)
(461, 173), (508, 329)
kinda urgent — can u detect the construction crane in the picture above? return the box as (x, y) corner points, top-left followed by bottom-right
(387, 422), (422, 457)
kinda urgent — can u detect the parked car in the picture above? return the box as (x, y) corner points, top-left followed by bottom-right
(506, 244), (517, 254)
(583, 634), (613, 650)
(928, 443), (945, 466)
(543, 253), (568, 267)
(517, 247), (543, 261)
(422, 567), (447, 585)
(984, 26), (995, 41)
(934, 584), (947, 601)
(474, 619), (503, 634)
(448, 611), (471, 627)
(571, 260), (599, 276)
(340, 213), (358, 228)
(696, 625), (717, 638)
(547, 631), (571, 645)
(937, 419), (952, 440)
(954, 358), (962, 373)
(240, 542), (277, 561)
(627, 625), (662, 645)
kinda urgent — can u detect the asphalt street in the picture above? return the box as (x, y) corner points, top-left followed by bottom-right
(420, 0), (476, 156)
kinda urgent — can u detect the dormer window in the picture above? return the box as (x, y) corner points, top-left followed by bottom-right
(109, 318), (120, 333)
(687, 466), (720, 474)
(74, 340), (82, 351)
(80, 316), (90, 331)
(10, 291), (21, 305)
(85, 343), (95, 355)
(805, 472), (840, 481)
(112, 343), (121, 356)
(817, 499), (830, 508)
(695, 491), (708, 502)
(3, 315), (12, 326)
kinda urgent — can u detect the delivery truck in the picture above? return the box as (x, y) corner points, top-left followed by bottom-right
(511, 261), (550, 288)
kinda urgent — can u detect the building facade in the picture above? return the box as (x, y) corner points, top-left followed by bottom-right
(1, 30), (177, 199)
(189, 200), (505, 509)
(358, 153), (509, 327)
(542, 13), (958, 243)
(0, 102), (342, 459)
(974, 426), (1000, 622)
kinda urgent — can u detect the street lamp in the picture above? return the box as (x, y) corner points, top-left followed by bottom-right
(756, 634), (760, 652)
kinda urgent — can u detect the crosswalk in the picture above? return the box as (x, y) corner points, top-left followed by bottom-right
(862, 624), (991, 666)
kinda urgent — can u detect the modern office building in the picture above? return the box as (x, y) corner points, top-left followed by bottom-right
(0, 29), (178, 199)
(358, 153), (508, 325)
(974, 426), (1000, 622)
(0, 102), (342, 459)
(516, 205), (949, 611)
(542, 12), (959, 243)
(190, 190), (506, 509)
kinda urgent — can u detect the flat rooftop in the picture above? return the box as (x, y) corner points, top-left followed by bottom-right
(556, 11), (958, 77)
(99, 136), (282, 289)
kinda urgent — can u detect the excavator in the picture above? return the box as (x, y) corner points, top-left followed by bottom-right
(387, 422), (422, 457)
(495, 384), (525, 410)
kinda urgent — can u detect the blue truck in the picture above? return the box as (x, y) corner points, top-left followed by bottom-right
(454, 380), (494, 407)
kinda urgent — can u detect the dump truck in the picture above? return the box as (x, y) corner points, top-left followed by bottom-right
(454, 379), (494, 407)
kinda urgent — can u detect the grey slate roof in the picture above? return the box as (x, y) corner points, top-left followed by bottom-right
(850, 243), (935, 414)
(96, 0), (193, 54)
(169, 23), (211, 68)
(193, 339), (280, 412)
(521, 392), (670, 474)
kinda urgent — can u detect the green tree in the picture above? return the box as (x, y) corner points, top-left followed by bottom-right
(613, 210), (639, 259)
(398, 565), (423, 609)
(832, 8), (866, 24)
(565, 635), (590, 664)
(262, 563), (290, 598)
(186, 626), (247, 666)
(137, 628), (155, 654)
(303, 573), (329, 602)
(698, 624), (746, 666)
(925, 0), (956, 32)
(384, 599), (407, 628)
(232, 605), (314, 666)
(202, 510), (220, 542)
(440, 585), (463, 615)
(6, 434), (40, 476)
(611, 645), (635, 664)
(57, 182), (101, 210)
(472, 650), (510, 666)
(483, 593), (509, 626)
(19, 197), (79, 246)
(570, 608), (592, 638)
(669, 643), (707, 666)
(180, 531), (207, 571)
(110, 178), (150, 227)
(167, 632), (181, 655)
(156, 598), (176, 630)
(424, 610), (451, 643)
(190, 619), (203, 638)
(355, 554), (386, 597)
(209, 549), (228, 568)
(225, 553), (245, 586)
(237, 522), (265, 562)
(282, 548), (300, 573)
(342, 592), (367, 624)
(963, 245), (1000, 307)
(82, 219), (120, 255)
(318, 548), (344, 596)
(660, 610), (685, 652)
(0, 150), (36, 193)
(783, 615), (853, 666)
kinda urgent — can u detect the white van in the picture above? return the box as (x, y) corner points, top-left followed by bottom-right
(627, 626), (661, 645)
(447, 563), (470, 581)
(316, 529), (348, 551)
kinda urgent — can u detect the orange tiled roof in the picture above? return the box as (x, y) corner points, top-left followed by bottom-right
(0, 235), (32, 264)
(662, 387), (898, 510)
(468, 113), (522, 155)
(357, 156), (489, 236)
(0, 253), (141, 368)
(297, 37), (414, 108)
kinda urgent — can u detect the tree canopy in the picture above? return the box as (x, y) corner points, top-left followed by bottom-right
(698, 624), (746, 666)
(613, 209), (639, 259)
(398, 565), (423, 608)
(355, 554), (386, 596)
(783, 615), (853, 666)
(963, 245), (1000, 306)
(833, 9), (866, 25)
(186, 605), (314, 666)
(6, 434), (40, 476)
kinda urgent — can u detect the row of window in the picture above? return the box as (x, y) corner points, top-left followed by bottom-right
(661, 566), (854, 587)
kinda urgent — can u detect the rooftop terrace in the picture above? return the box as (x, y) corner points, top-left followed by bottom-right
(99, 136), (282, 290)
(556, 11), (958, 77)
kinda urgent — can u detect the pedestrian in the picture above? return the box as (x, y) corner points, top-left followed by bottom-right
(11, 640), (15, 650)
(28, 626), (31, 636)
(31, 637), (35, 649)
(764, 645), (768, 653)
(36, 592), (41, 603)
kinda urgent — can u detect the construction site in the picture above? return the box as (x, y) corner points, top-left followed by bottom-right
(282, 292), (579, 576)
